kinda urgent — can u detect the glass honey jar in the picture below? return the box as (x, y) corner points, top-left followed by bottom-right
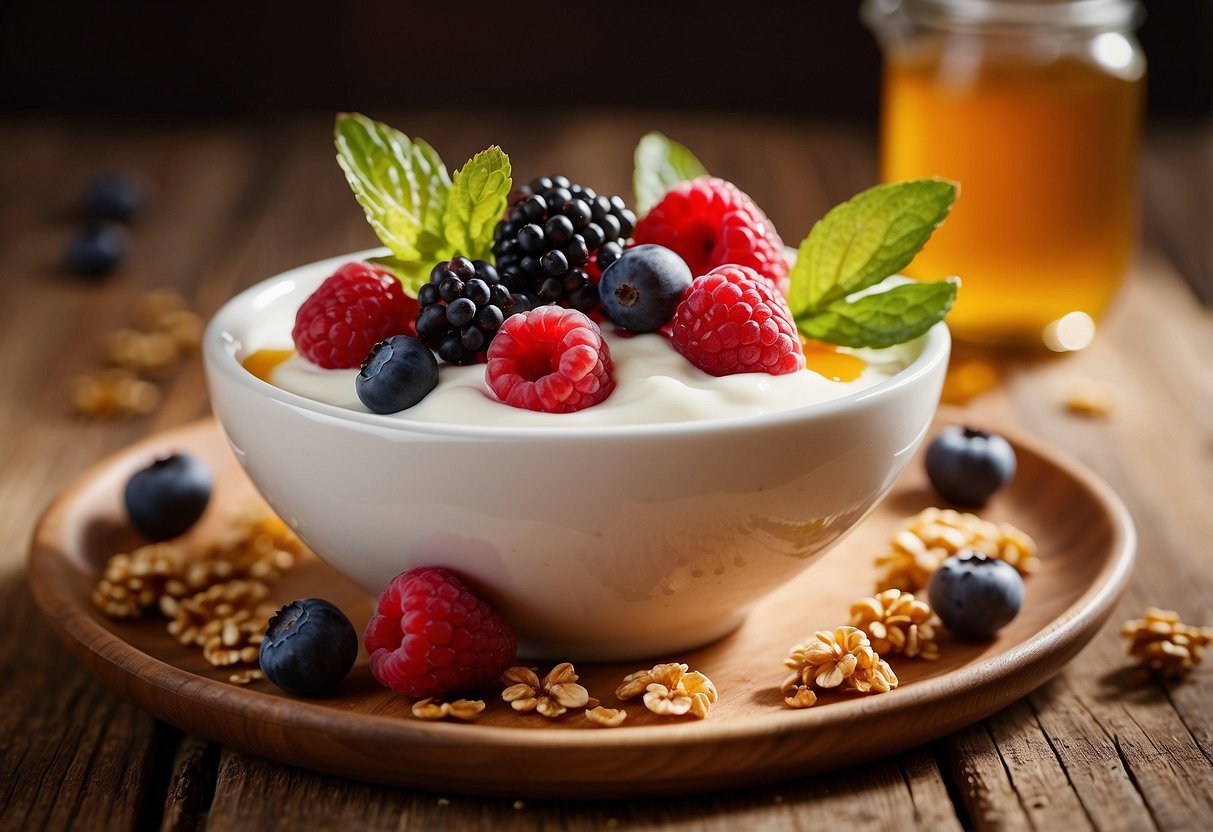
(863, 0), (1146, 350)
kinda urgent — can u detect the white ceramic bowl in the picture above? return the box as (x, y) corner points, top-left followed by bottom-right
(204, 252), (950, 661)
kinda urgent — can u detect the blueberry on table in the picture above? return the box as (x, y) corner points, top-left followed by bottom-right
(928, 551), (1024, 639)
(356, 335), (439, 414)
(66, 221), (130, 276)
(83, 170), (148, 221)
(123, 453), (213, 540)
(925, 425), (1017, 506)
(598, 244), (693, 333)
(260, 598), (358, 696)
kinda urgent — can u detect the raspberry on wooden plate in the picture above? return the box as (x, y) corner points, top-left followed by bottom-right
(364, 567), (517, 698)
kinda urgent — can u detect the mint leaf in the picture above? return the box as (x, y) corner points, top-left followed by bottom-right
(797, 278), (959, 349)
(633, 131), (709, 215)
(788, 179), (957, 317)
(367, 255), (433, 298)
(334, 113), (451, 262)
(444, 146), (511, 263)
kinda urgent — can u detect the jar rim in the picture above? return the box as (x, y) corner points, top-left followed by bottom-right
(865, 0), (1143, 32)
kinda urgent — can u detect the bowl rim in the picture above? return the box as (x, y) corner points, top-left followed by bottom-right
(203, 249), (951, 440)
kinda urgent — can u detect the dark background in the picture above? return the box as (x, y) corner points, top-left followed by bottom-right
(0, 1), (1209, 119)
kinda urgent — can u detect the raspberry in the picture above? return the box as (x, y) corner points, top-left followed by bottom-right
(633, 176), (789, 296)
(364, 567), (517, 698)
(292, 261), (417, 369)
(671, 264), (804, 377)
(486, 306), (615, 413)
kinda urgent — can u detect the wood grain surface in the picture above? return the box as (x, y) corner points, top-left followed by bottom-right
(1, 112), (1211, 829)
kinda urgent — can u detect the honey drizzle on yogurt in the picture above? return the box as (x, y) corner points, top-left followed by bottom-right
(242, 348), (295, 382)
(801, 340), (866, 383)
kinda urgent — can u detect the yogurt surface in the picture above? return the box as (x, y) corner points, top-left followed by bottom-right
(266, 328), (918, 428)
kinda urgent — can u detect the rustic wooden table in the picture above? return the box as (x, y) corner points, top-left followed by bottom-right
(1, 112), (1210, 831)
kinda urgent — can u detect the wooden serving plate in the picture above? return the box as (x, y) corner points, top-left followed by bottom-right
(28, 416), (1134, 798)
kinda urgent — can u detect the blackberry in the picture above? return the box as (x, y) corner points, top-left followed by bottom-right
(491, 176), (636, 313)
(415, 255), (530, 365)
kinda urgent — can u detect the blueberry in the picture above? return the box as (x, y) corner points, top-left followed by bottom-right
(356, 335), (439, 414)
(929, 551), (1024, 639)
(598, 244), (693, 332)
(67, 222), (130, 275)
(124, 453), (213, 540)
(259, 598), (358, 696)
(925, 425), (1017, 507)
(83, 170), (147, 221)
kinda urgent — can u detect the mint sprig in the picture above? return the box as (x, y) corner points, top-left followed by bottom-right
(633, 131), (708, 216)
(444, 146), (512, 264)
(789, 179), (959, 349)
(334, 113), (511, 296)
(796, 278), (960, 348)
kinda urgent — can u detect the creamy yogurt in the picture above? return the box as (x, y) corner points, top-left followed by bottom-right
(265, 328), (917, 428)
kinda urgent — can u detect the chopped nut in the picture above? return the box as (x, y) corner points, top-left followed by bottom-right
(585, 706), (627, 728)
(132, 290), (189, 332)
(783, 685), (818, 709)
(158, 310), (205, 354)
(876, 507), (1038, 592)
(500, 663), (592, 718)
(229, 669), (264, 685)
(69, 368), (161, 418)
(1065, 377), (1117, 418)
(781, 626), (898, 705)
(1122, 608), (1213, 680)
(412, 698), (486, 721)
(92, 510), (301, 673)
(90, 542), (185, 617)
(102, 328), (180, 374)
(616, 662), (689, 699)
(618, 662), (717, 719)
(849, 588), (940, 660)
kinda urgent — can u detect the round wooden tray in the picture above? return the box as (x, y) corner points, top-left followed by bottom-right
(28, 416), (1134, 798)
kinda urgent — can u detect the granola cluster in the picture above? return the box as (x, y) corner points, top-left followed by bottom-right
(780, 626), (899, 709)
(1121, 608), (1213, 681)
(91, 510), (304, 683)
(849, 588), (940, 660)
(411, 698), (486, 721)
(617, 662), (719, 720)
(501, 663), (596, 718)
(1065, 377), (1117, 418)
(876, 506), (1037, 592)
(486, 661), (718, 726)
(70, 289), (204, 418)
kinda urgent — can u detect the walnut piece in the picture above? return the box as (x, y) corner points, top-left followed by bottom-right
(92, 510), (304, 680)
(70, 289), (204, 419)
(617, 662), (718, 719)
(781, 626), (898, 706)
(69, 369), (161, 418)
(229, 669), (264, 685)
(1065, 377), (1117, 418)
(1121, 608), (1213, 680)
(501, 663), (594, 718)
(849, 588), (940, 660)
(412, 698), (486, 721)
(585, 706), (628, 728)
(876, 507), (1038, 592)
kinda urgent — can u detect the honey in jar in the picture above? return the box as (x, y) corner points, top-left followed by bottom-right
(864, 0), (1146, 349)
